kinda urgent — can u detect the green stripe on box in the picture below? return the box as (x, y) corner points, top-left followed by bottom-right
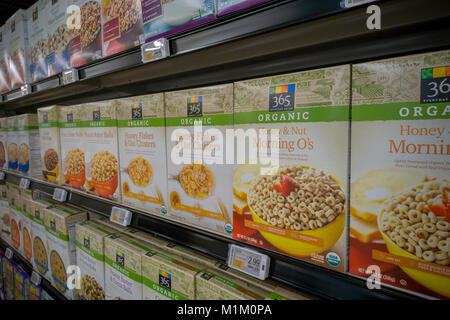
(117, 118), (165, 128)
(105, 256), (141, 282)
(268, 292), (290, 300)
(165, 114), (233, 127)
(80, 120), (117, 128)
(39, 122), (59, 128)
(58, 122), (83, 128)
(75, 241), (104, 261)
(18, 126), (39, 130)
(233, 106), (349, 124)
(352, 102), (450, 121)
(45, 226), (69, 242)
(142, 277), (189, 300)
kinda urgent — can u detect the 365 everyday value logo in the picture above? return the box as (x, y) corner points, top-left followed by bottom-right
(159, 270), (171, 291)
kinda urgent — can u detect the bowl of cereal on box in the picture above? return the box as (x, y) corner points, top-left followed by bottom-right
(378, 179), (450, 298)
(65, 148), (86, 189)
(247, 165), (345, 257)
(90, 151), (119, 199)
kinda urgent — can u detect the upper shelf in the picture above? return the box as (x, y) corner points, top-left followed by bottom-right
(1, 0), (450, 113)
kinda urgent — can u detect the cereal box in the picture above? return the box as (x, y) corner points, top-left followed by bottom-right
(115, 94), (167, 215)
(141, 0), (215, 43)
(7, 9), (30, 90)
(233, 65), (351, 272)
(3, 257), (15, 300)
(7, 116), (18, 171)
(29, 282), (43, 300)
(44, 203), (87, 299)
(0, 25), (10, 94)
(165, 84), (234, 237)
(213, 261), (310, 300)
(46, 0), (73, 76)
(83, 101), (120, 201)
(349, 50), (450, 299)
(217, 0), (270, 16)
(38, 106), (63, 184)
(70, 0), (103, 67)
(102, 0), (144, 57)
(59, 105), (86, 189)
(28, 198), (54, 282)
(19, 198), (33, 264)
(76, 220), (116, 300)
(16, 114), (41, 177)
(14, 264), (30, 300)
(7, 184), (23, 254)
(142, 249), (204, 300)
(0, 185), (10, 245)
(195, 268), (269, 300)
(104, 233), (155, 300)
(28, 0), (49, 82)
(0, 118), (7, 169)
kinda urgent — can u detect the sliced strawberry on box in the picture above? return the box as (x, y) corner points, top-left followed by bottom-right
(280, 174), (297, 196)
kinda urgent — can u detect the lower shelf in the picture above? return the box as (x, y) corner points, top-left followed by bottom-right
(1, 169), (422, 300)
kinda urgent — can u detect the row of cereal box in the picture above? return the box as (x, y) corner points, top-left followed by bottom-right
(0, 0), (266, 94)
(0, 183), (307, 300)
(1, 49), (449, 299)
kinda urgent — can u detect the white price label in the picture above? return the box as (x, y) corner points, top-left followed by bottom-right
(52, 188), (68, 202)
(5, 248), (13, 260)
(141, 38), (170, 64)
(0, 171), (5, 180)
(19, 178), (30, 189)
(110, 206), (132, 226)
(31, 271), (41, 286)
(227, 244), (270, 280)
(21, 84), (31, 96)
(62, 68), (78, 85)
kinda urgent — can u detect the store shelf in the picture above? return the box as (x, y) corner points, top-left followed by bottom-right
(0, 238), (67, 300)
(2, 169), (421, 300)
(2, 0), (450, 113)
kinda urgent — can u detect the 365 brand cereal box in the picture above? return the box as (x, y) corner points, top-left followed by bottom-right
(7, 116), (18, 171)
(38, 105), (63, 184)
(6, 9), (30, 90)
(83, 101), (120, 201)
(28, 198), (54, 282)
(59, 105), (86, 190)
(141, 0), (215, 43)
(19, 198), (33, 264)
(102, 0), (144, 57)
(0, 117), (7, 169)
(44, 204), (87, 299)
(142, 250), (204, 300)
(70, 0), (103, 67)
(16, 114), (41, 177)
(115, 94), (167, 215)
(0, 185), (9, 245)
(165, 84), (234, 237)
(233, 65), (351, 272)
(195, 268), (269, 300)
(349, 50), (450, 299)
(104, 233), (155, 300)
(46, 0), (73, 76)
(7, 184), (23, 254)
(0, 25), (10, 94)
(28, 0), (48, 82)
(76, 220), (115, 300)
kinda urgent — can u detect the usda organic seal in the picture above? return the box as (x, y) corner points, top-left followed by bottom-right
(326, 252), (341, 267)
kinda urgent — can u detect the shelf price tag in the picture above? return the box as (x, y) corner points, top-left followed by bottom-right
(21, 84), (31, 96)
(110, 206), (132, 226)
(227, 244), (270, 280)
(52, 188), (68, 202)
(31, 271), (42, 286)
(5, 247), (13, 260)
(141, 38), (170, 64)
(0, 171), (5, 181)
(19, 178), (30, 190)
(62, 68), (79, 85)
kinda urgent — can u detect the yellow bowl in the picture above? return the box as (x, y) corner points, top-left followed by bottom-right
(378, 209), (450, 298)
(46, 164), (59, 183)
(248, 170), (345, 257)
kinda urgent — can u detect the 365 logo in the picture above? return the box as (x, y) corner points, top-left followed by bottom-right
(93, 106), (101, 121)
(43, 112), (48, 123)
(131, 103), (143, 120)
(67, 110), (73, 123)
(50, 218), (56, 231)
(159, 271), (171, 291)
(116, 251), (125, 267)
(83, 235), (90, 249)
